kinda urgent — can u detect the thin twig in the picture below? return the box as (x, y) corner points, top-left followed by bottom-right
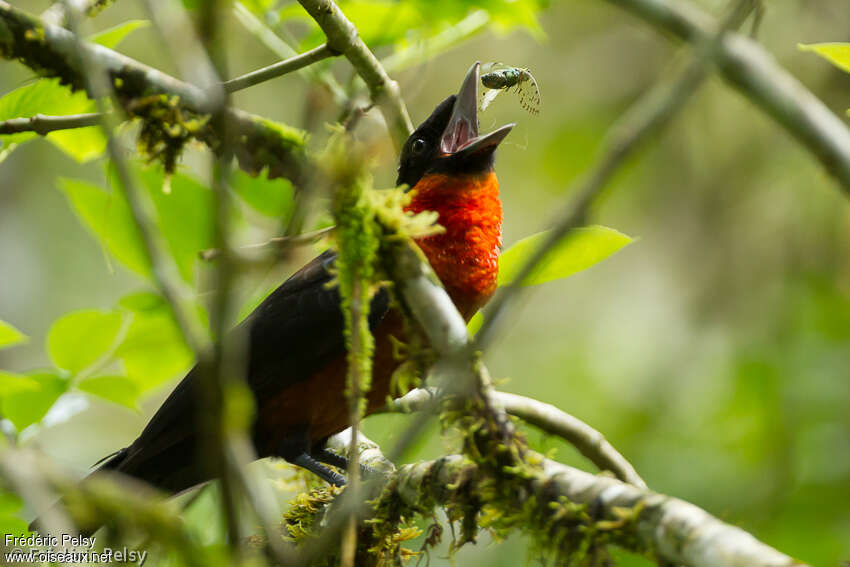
(59, 0), (208, 356)
(475, 0), (757, 350)
(223, 43), (336, 93)
(4, 447), (207, 567)
(297, 0), (413, 149)
(166, 0), (245, 548)
(232, 1), (347, 103)
(341, 278), (364, 567)
(606, 0), (850, 193)
(198, 226), (334, 261)
(190, 3), (302, 563)
(0, 1), (310, 182)
(141, 0), (223, 107)
(0, 112), (102, 135)
(380, 10), (490, 73)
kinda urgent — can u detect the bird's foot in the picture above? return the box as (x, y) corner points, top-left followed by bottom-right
(292, 453), (346, 486)
(311, 448), (379, 480)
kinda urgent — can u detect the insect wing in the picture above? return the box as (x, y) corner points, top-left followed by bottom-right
(479, 87), (502, 112)
(516, 70), (541, 115)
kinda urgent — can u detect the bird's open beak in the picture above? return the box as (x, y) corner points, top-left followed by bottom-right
(440, 62), (514, 158)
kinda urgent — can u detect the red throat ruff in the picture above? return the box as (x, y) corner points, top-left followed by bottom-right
(405, 171), (502, 319)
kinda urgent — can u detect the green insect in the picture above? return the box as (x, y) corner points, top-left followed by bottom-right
(479, 63), (541, 115)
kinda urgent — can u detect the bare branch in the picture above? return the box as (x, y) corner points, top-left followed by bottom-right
(381, 10), (490, 73)
(606, 0), (850, 194)
(198, 226), (334, 262)
(384, 388), (646, 488)
(141, 0), (224, 103)
(224, 43), (336, 93)
(297, 0), (413, 149)
(0, 112), (102, 135)
(232, 2), (346, 103)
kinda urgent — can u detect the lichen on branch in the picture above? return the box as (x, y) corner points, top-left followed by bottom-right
(0, 0), (309, 181)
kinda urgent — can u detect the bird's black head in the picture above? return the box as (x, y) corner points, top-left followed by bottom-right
(396, 62), (514, 188)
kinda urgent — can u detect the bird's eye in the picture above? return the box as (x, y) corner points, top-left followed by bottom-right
(411, 138), (427, 155)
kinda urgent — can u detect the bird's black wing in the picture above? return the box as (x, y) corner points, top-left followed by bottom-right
(98, 250), (389, 492)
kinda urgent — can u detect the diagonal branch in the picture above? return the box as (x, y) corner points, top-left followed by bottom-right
(0, 0), (309, 183)
(297, 0), (413, 149)
(198, 226), (334, 262)
(387, 454), (808, 567)
(232, 1), (346, 103)
(384, 388), (646, 488)
(475, 0), (755, 350)
(606, 0), (850, 194)
(223, 43), (336, 93)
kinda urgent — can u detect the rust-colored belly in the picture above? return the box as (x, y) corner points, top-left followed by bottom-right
(256, 310), (408, 454)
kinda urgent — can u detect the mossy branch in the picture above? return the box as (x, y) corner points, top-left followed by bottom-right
(380, 453), (809, 567)
(328, 136), (383, 566)
(281, 439), (807, 567)
(0, 0), (309, 182)
(384, 388), (646, 488)
(2, 448), (211, 567)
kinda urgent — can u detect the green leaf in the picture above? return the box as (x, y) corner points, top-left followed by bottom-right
(116, 298), (193, 393)
(63, 167), (218, 284)
(0, 491), (30, 539)
(467, 311), (483, 335)
(331, 1), (422, 48)
(89, 20), (150, 49)
(58, 178), (153, 279)
(498, 226), (633, 287)
(0, 321), (26, 349)
(77, 375), (140, 409)
(232, 168), (295, 219)
(286, 0), (545, 52)
(799, 43), (850, 74)
(1, 372), (68, 431)
(47, 310), (123, 374)
(119, 290), (166, 312)
(0, 371), (41, 396)
(0, 78), (106, 162)
(134, 167), (215, 283)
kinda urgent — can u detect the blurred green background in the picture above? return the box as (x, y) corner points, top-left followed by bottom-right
(1, 0), (849, 565)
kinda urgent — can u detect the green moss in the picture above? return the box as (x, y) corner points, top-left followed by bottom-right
(0, 7), (80, 89)
(0, 19), (13, 53)
(282, 483), (422, 567)
(326, 132), (382, 420)
(0, 3), (310, 181)
(230, 112), (309, 184)
(129, 94), (206, 174)
(283, 485), (344, 545)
